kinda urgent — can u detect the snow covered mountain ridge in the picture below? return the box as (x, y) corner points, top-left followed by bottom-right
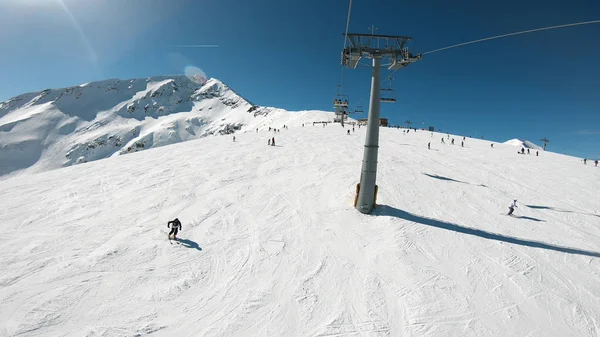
(504, 138), (543, 150)
(0, 75), (338, 178)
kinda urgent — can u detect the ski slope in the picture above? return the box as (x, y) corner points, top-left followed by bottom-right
(1, 125), (599, 337)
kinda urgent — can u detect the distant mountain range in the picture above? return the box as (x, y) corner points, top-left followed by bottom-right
(0, 76), (340, 177)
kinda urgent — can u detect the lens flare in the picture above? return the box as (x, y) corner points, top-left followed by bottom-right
(184, 66), (207, 85)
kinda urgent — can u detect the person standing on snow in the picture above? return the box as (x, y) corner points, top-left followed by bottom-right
(428, 142), (431, 150)
(167, 218), (182, 240)
(272, 137), (275, 146)
(583, 158), (587, 165)
(508, 200), (518, 216)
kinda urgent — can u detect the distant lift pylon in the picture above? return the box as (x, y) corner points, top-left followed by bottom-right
(333, 91), (349, 125)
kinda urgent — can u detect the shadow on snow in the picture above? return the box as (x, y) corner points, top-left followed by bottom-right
(526, 205), (600, 218)
(373, 205), (600, 258)
(423, 173), (468, 184)
(176, 238), (202, 251)
(515, 216), (545, 222)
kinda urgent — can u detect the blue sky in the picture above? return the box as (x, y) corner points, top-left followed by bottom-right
(1, 0), (599, 158)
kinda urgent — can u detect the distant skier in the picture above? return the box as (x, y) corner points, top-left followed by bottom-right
(508, 200), (518, 216)
(527, 148), (530, 154)
(441, 138), (445, 144)
(521, 148), (525, 154)
(256, 128), (258, 133)
(352, 127), (355, 132)
(233, 136), (236, 142)
(583, 158), (587, 165)
(167, 218), (182, 240)
(428, 142), (431, 150)
(461, 141), (464, 147)
(491, 144), (494, 148)
(536, 151), (539, 156)
(268, 138), (271, 146)
(595, 160), (598, 167)
(451, 138), (455, 145)
(347, 130), (350, 135)
(272, 137), (275, 146)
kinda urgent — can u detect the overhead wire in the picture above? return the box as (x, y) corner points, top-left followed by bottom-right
(382, 19), (600, 86)
(339, 0), (353, 95)
(423, 19), (600, 55)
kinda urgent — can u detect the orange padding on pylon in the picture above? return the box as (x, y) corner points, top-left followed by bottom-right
(373, 185), (378, 208)
(354, 183), (360, 207)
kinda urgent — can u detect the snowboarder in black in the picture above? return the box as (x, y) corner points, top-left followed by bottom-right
(347, 130), (350, 135)
(272, 137), (275, 146)
(428, 142), (430, 150)
(168, 218), (182, 240)
(584, 158), (587, 165)
(527, 148), (530, 154)
(595, 160), (598, 167)
(508, 200), (518, 216)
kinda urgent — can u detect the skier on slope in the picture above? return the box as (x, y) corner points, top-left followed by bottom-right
(508, 200), (518, 216)
(167, 218), (182, 240)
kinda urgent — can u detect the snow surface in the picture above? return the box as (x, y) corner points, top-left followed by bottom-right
(1, 124), (599, 337)
(504, 139), (543, 150)
(0, 76), (342, 178)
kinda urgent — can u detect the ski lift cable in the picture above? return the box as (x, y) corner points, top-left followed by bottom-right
(339, 0), (353, 94)
(423, 19), (600, 55)
(380, 19), (600, 86)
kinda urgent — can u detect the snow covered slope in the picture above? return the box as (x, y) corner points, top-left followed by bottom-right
(1, 125), (599, 337)
(504, 138), (543, 150)
(0, 76), (340, 178)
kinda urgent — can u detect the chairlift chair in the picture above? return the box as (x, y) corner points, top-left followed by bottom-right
(380, 88), (396, 103)
(380, 76), (397, 103)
